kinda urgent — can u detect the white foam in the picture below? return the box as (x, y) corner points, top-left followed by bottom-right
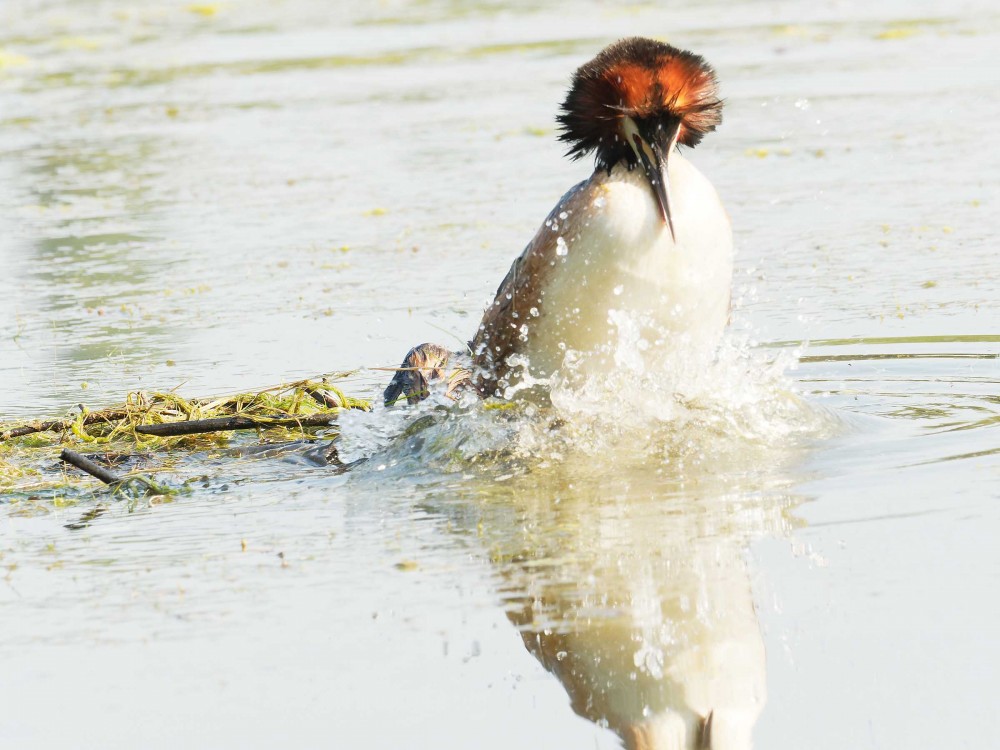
(340, 323), (838, 478)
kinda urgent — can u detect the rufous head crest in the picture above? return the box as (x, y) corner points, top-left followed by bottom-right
(557, 37), (723, 171)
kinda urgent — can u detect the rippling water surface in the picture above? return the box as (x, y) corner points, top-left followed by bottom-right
(1, 1), (998, 747)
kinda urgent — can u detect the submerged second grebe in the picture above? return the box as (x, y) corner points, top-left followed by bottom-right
(384, 37), (730, 406)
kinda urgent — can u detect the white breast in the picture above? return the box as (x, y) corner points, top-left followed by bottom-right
(524, 153), (733, 380)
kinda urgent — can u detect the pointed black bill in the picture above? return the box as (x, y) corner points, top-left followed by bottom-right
(631, 119), (682, 241)
(698, 709), (715, 749)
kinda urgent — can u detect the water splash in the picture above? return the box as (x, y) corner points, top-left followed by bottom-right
(340, 315), (838, 479)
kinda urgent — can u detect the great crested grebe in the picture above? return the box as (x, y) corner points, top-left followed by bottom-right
(384, 37), (730, 407)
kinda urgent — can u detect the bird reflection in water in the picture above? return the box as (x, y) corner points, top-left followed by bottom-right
(472, 452), (797, 750)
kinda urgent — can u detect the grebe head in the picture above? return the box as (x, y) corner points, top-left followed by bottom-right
(557, 37), (723, 239)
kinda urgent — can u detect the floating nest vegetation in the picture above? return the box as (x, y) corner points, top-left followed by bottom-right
(0, 374), (370, 499)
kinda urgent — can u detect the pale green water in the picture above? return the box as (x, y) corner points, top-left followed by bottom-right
(1, 1), (998, 748)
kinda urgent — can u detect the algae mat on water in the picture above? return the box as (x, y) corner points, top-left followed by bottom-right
(0, 374), (370, 504)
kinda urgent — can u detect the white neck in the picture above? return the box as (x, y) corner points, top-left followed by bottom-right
(517, 152), (733, 384)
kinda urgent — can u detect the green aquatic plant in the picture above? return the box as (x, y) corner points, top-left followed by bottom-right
(0, 374), (370, 497)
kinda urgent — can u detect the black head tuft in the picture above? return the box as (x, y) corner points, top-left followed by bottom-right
(557, 37), (723, 171)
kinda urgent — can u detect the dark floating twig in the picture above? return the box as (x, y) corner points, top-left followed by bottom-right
(0, 376), (369, 443)
(2, 410), (130, 441)
(133, 413), (338, 437)
(59, 448), (123, 485)
(61, 449), (177, 500)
